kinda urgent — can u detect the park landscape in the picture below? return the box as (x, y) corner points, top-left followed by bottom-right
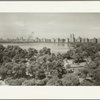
(0, 42), (100, 86)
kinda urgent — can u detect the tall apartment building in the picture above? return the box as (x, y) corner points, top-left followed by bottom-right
(69, 34), (76, 43)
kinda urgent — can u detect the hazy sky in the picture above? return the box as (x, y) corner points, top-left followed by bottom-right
(0, 13), (100, 39)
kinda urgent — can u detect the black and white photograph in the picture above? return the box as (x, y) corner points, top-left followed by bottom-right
(0, 13), (100, 86)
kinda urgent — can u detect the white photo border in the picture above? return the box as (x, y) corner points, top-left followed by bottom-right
(0, 1), (100, 99)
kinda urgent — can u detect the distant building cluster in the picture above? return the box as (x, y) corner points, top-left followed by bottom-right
(0, 37), (68, 43)
(0, 33), (99, 43)
(69, 34), (99, 43)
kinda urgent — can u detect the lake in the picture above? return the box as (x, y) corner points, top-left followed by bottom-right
(1, 43), (70, 53)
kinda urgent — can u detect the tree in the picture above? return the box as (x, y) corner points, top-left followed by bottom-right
(26, 62), (39, 78)
(3, 56), (12, 63)
(22, 79), (36, 86)
(46, 76), (62, 86)
(80, 79), (94, 86)
(92, 67), (100, 85)
(0, 62), (13, 79)
(39, 47), (51, 55)
(12, 63), (27, 78)
(73, 53), (85, 63)
(61, 74), (80, 86)
(0, 44), (5, 63)
(28, 48), (38, 58)
(0, 44), (5, 52)
(35, 79), (47, 86)
(5, 78), (26, 86)
(63, 50), (74, 59)
(35, 69), (46, 80)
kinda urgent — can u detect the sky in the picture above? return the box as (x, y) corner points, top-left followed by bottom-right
(0, 13), (100, 39)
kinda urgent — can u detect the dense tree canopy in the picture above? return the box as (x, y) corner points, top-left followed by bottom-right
(0, 43), (99, 86)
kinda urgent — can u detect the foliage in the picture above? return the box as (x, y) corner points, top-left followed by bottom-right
(46, 76), (62, 86)
(5, 78), (26, 86)
(0, 62), (14, 79)
(0, 44), (5, 63)
(63, 50), (74, 59)
(92, 68), (100, 85)
(12, 63), (27, 78)
(73, 53), (85, 63)
(22, 79), (36, 86)
(39, 47), (51, 55)
(80, 79), (94, 86)
(0, 43), (100, 86)
(61, 74), (80, 86)
(28, 48), (38, 58)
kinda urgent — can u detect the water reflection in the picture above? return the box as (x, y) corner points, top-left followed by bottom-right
(1, 43), (69, 53)
(57, 43), (65, 46)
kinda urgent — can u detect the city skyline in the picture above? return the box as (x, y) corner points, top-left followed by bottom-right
(0, 13), (100, 39)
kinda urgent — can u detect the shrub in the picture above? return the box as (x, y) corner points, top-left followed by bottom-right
(80, 79), (94, 86)
(35, 79), (47, 86)
(28, 48), (38, 58)
(63, 50), (73, 59)
(39, 47), (51, 55)
(0, 62), (14, 79)
(46, 76), (62, 86)
(5, 78), (26, 86)
(12, 63), (27, 78)
(73, 53), (85, 63)
(35, 69), (46, 80)
(92, 68), (100, 85)
(61, 74), (80, 86)
(22, 79), (36, 86)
